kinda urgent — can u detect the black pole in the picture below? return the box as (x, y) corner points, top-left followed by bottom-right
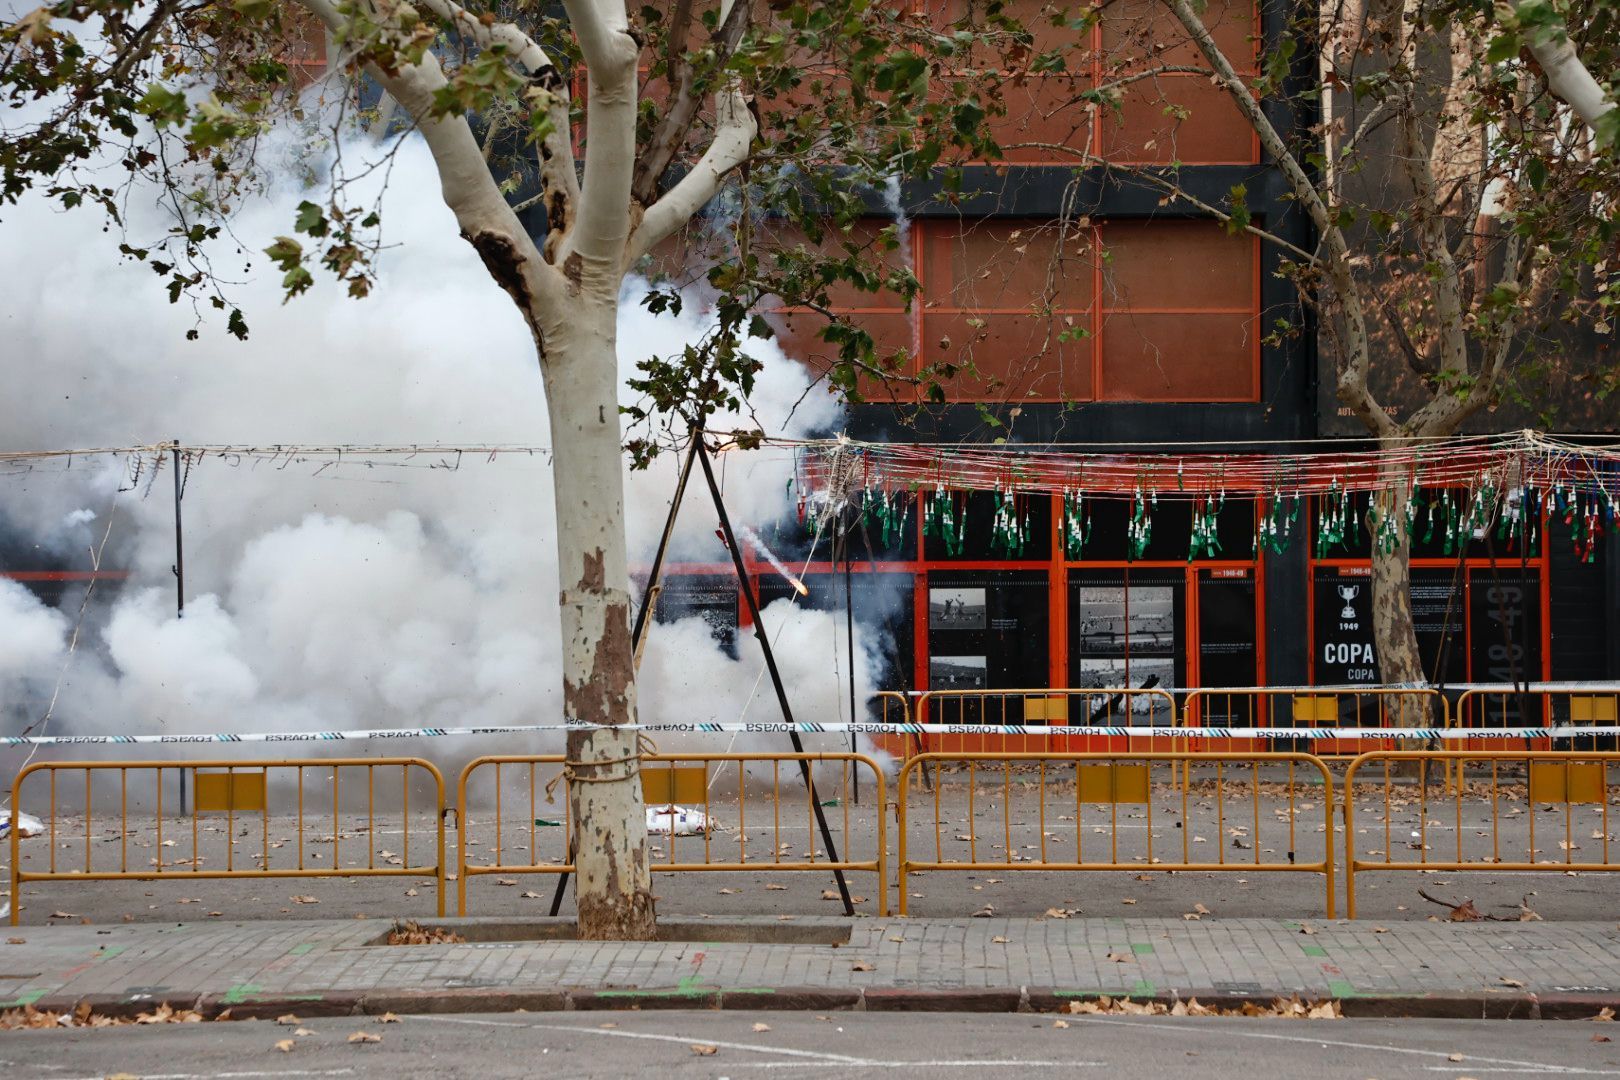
(631, 437), (700, 652)
(842, 510), (859, 805)
(550, 436), (701, 918)
(172, 441), (185, 621)
(172, 440), (187, 815)
(697, 437), (854, 914)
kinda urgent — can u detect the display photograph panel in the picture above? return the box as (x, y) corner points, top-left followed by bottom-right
(929, 586), (987, 629)
(930, 654), (988, 690)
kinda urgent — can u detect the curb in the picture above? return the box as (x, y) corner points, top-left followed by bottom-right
(19, 985), (1617, 1021)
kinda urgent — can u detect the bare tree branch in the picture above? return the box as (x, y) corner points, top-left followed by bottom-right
(412, 0), (579, 258)
(1517, 3), (1617, 135)
(558, 0), (641, 280)
(1164, 0), (1394, 435)
(629, 75), (756, 263)
(292, 0), (563, 328)
(631, 0), (750, 207)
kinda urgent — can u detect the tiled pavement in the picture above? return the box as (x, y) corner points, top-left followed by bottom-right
(5, 916), (1620, 1018)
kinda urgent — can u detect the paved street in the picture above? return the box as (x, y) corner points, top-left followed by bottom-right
(6, 1010), (1620, 1078)
(5, 915), (1620, 1017)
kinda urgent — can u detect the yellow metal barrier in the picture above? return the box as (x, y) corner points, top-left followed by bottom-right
(1452, 688), (1620, 751)
(9, 758), (447, 925)
(1343, 750), (1620, 918)
(866, 691), (917, 764)
(896, 752), (1336, 917)
(456, 752), (887, 915)
(915, 688), (1180, 756)
(1182, 687), (1446, 756)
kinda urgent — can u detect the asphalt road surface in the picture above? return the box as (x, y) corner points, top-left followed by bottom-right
(5, 1010), (1620, 1078)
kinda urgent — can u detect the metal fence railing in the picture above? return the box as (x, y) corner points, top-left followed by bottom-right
(9, 758), (447, 924)
(1343, 750), (1620, 918)
(455, 752), (886, 915)
(895, 751), (1336, 917)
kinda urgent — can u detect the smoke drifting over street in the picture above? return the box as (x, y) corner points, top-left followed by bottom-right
(0, 137), (882, 753)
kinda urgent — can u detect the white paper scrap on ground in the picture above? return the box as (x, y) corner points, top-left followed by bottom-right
(0, 812), (44, 838)
(646, 805), (710, 836)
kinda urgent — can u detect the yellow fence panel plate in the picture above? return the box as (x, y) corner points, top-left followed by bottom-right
(642, 765), (706, 804)
(1572, 696), (1620, 723)
(1023, 697), (1069, 722)
(1292, 696), (1339, 723)
(1075, 763), (1150, 804)
(1529, 761), (1609, 804)
(193, 771), (267, 813)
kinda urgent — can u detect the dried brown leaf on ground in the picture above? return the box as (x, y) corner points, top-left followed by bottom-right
(1498, 977), (1526, 988)
(1065, 995), (1340, 1020)
(992, 935), (1010, 944)
(289, 895), (319, 905)
(378, 1012), (400, 1023)
(764, 884), (787, 891)
(690, 1044), (719, 1056)
(1590, 1007), (1615, 1021)
(2, 1003), (214, 1031)
(1418, 889), (1486, 921)
(386, 920), (464, 945)
(752, 1022), (771, 1032)
(851, 961), (875, 972)
(347, 1031), (381, 1044)
(276, 1015), (301, 1025)
(1105, 952), (1133, 963)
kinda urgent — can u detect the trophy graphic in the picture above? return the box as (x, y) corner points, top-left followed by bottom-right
(1338, 584), (1360, 620)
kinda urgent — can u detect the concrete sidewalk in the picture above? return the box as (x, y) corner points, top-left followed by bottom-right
(4, 915), (1620, 1020)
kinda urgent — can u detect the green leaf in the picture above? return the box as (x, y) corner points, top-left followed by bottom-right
(135, 84), (188, 129)
(1485, 31), (1521, 64)
(263, 236), (304, 271)
(1525, 155), (1547, 191)
(294, 200), (328, 237)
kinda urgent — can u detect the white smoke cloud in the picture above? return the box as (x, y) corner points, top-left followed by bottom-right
(0, 135), (889, 759)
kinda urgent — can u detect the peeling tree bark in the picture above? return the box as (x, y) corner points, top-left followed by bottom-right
(543, 300), (656, 941)
(1368, 476), (1435, 728)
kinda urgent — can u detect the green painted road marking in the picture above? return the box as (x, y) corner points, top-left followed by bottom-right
(1131, 943), (1155, 955)
(1327, 979), (1363, 998)
(1130, 980), (1156, 997)
(2, 989), (46, 1008)
(289, 943), (315, 956)
(96, 945), (126, 960)
(1300, 944), (1328, 958)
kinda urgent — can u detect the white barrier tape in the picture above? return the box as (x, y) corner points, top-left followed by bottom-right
(7, 723), (1620, 746)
